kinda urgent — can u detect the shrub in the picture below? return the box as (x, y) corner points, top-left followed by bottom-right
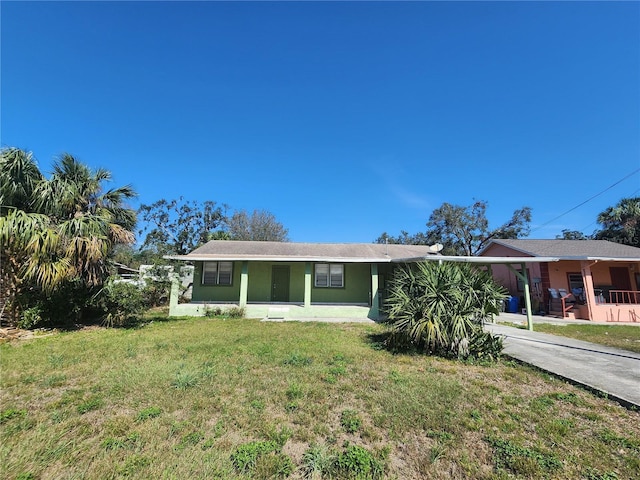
(17, 307), (45, 330)
(385, 262), (506, 360)
(95, 279), (146, 327)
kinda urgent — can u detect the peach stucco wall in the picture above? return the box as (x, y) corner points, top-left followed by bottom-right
(481, 243), (640, 322)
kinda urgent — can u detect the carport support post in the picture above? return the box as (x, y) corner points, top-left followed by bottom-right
(505, 263), (534, 331)
(239, 261), (248, 308)
(304, 262), (311, 308)
(521, 263), (534, 331)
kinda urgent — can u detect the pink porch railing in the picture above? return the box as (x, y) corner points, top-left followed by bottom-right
(599, 290), (640, 305)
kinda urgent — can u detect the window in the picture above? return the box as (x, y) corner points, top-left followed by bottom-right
(202, 262), (233, 285)
(315, 263), (344, 288)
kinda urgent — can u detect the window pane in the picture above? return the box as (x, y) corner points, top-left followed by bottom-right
(218, 262), (233, 285)
(330, 264), (344, 287)
(203, 262), (217, 285)
(315, 264), (329, 287)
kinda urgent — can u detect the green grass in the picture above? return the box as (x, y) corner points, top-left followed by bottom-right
(533, 323), (640, 353)
(1, 317), (639, 479)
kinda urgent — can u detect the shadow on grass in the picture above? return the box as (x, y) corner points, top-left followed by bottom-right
(364, 329), (422, 355)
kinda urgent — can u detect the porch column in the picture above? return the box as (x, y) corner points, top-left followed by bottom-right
(581, 261), (596, 321)
(169, 274), (180, 317)
(304, 262), (311, 308)
(239, 261), (248, 308)
(370, 264), (379, 320)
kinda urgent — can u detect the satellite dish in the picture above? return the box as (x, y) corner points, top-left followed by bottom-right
(429, 243), (444, 253)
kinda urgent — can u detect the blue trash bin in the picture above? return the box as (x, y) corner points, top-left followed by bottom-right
(507, 296), (519, 313)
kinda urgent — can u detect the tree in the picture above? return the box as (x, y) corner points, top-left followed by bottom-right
(0, 148), (137, 325)
(425, 201), (531, 256)
(374, 230), (432, 245)
(138, 198), (227, 255)
(227, 209), (289, 241)
(556, 229), (590, 240)
(385, 261), (505, 360)
(593, 197), (640, 248)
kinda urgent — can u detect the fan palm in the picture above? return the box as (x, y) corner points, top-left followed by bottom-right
(385, 261), (506, 359)
(0, 148), (137, 325)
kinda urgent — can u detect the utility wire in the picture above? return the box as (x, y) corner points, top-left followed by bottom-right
(531, 167), (640, 234)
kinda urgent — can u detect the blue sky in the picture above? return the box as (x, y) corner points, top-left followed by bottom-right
(2, 1), (639, 244)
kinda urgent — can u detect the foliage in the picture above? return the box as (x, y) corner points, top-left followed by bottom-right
(340, 409), (362, 433)
(335, 444), (385, 479)
(375, 199), (531, 255)
(0, 147), (136, 325)
(204, 305), (246, 319)
(594, 196), (640, 248)
(227, 208), (289, 241)
(95, 279), (146, 327)
(556, 229), (591, 240)
(230, 440), (280, 473)
(385, 261), (506, 359)
(17, 307), (45, 330)
(487, 436), (563, 476)
(426, 200), (531, 255)
(137, 198), (226, 255)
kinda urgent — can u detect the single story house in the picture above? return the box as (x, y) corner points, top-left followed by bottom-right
(165, 240), (442, 320)
(479, 239), (640, 323)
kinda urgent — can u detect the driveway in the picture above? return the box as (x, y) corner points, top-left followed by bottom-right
(485, 322), (640, 408)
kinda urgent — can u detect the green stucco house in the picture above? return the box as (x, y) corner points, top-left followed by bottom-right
(165, 240), (441, 320)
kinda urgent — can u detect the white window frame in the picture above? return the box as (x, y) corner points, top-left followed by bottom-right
(315, 263), (344, 288)
(202, 261), (233, 286)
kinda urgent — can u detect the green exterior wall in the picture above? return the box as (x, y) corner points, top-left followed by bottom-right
(246, 262), (306, 303)
(192, 261), (242, 302)
(192, 261), (382, 305)
(311, 263), (370, 304)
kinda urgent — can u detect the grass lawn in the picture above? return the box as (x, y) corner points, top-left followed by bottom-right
(1, 316), (639, 480)
(527, 323), (640, 354)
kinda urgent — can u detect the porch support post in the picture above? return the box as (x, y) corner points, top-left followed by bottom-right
(169, 274), (180, 317)
(581, 261), (596, 321)
(304, 262), (312, 308)
(239, 261), (248, 308)
(370, 264), (380, 320)
(505, 263), (533, 331)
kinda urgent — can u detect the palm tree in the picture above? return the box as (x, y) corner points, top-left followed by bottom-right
(385, 261), (506, 359)
(595, 197), (640, 248)
(0, 148), (137, 325)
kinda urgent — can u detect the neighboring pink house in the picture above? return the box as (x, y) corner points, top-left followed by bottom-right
(479, 239), (640, 323)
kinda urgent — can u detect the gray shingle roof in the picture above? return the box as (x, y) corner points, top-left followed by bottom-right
(484, 239), (640, 259)
(174, 240), (440, 262)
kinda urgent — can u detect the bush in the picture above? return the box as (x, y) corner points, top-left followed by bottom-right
(17, 307), (45, 330)
(385, 262), (506, 360)
(96, 280), (146, 327)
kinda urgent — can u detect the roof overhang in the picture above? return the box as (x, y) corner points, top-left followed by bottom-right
(163, 255), (407, 263)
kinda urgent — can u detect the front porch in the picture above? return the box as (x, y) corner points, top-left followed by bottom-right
(545, 261), (640, 323)
(168, 299), (377, 321)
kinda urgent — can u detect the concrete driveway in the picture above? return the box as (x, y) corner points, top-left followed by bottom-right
(485, 321), (640, 408)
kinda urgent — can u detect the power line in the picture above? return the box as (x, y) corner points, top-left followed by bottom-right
(531, 167), (640, 234)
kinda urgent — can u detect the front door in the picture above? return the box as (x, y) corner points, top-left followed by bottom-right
(271, 266), (290, 302)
